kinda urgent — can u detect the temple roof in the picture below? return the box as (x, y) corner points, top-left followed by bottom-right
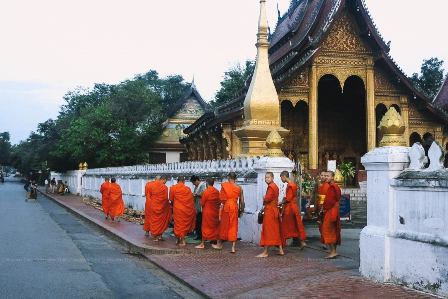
(184, 0), (448, 134)
(167, 82), (210, 118)
(434, 77), (448, 111)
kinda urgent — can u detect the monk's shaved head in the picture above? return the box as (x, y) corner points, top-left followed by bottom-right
(280, 171), (289, 178)
(111, 177), (116, 183)
(177, 176), (185, 182)
(228, 172), (237, 180)
(266, 172), (274, 178)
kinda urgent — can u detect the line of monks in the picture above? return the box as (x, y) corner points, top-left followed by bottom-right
(99, 170), (342, 258)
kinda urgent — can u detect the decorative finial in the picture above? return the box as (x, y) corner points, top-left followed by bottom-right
(266, 130), (284, 157)
(191, 75), (195, 88)
(78, 162), (83, 170)
(82, 162), (88, 170)
(378, 107), (406, 147)
(277, 2), (281, 21)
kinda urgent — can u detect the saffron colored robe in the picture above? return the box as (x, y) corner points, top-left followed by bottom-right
(170, 182), (196, 238)
(281, 181), (307, 241)
(321, 183), (341, 245)
(260, 182), (282, 246)
(143, 180), (156, 232)
(100, 181), (111, 216)
(148, 181), (170, 237)
(218, 182), (241, 242)
(109, 183), (125, 218)
(200, 186), (220, 241)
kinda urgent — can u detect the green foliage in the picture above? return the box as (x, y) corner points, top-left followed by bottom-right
(300, 172), (317, 196)
(0, 132), (12, 166)
(11, 70), (187, 173)
(211, 60), (255, 108)
(411, 57), (445, 98)
(338, 162), (355, 187)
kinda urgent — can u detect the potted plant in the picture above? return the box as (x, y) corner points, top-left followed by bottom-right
(338, 162), (356, 188)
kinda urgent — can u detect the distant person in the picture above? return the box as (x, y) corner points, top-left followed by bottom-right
(100, 178), (111, 220)
(64, 181), (69, 194)
(50, 178), (56, 193)
(195, 178), (220, 249)
(143, 177), (158, 236)
(44, 179), (49, 193)
(108, 178), (125, 222)
(147, 175), (171, 241)
(321, 171), (342, 259)
(24, 178), (30, 192)
(191, 175), (206, 240)
(170, 176), (196, 247)
(28, 181), (38, 200)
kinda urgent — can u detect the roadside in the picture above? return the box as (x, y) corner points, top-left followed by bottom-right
(38, 189), (436, 299)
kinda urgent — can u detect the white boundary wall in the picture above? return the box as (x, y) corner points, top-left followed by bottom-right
(52, 156), (294, 244)
(360, 142), (448, 297)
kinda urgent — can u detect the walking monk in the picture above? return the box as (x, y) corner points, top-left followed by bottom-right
(212, 172), (244, 253)
(100, 178), (111, 220)
(147, 176), (170, 241)
(108, 178), (125, 222)
(321, 171), (342, 259)
(257, 172), (284, 257)
(143, 176), (160, 236)
(195, 178), (220, 249)
(317, 171), (330, 245)
(170, 177), (195, 246)
(279, 171), (307, 249)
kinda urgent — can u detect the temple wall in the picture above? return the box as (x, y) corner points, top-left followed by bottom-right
(360, 142), (448, 297)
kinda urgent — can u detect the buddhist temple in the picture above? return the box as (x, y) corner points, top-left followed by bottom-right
(182, 0), (448, 182)
(149, 82), (209, 163)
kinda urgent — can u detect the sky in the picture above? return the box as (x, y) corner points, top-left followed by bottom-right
(0, 0), (447, 144)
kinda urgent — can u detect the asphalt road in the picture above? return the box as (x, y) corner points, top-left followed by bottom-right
(0, 180), (202, 299)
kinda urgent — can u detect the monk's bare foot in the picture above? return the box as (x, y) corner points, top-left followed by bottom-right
(324, 253), (338, 259)
(179, 242), (186, 247)
(144, 231), (149, 237)
(299, 241), (307, 250)
(230, 247), (236, 253)
(158, 237), (165, 241)
(277, 250), (285, 256)
(211, 244), (223, 250)
(195, 244), (205, 249)
(256, 252), (269, 258)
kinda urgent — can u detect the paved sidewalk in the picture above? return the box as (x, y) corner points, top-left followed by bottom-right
(39, 190), (436, 298)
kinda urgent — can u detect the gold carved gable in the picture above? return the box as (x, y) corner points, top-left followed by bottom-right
(374, 66), (402, 93)
(172, 97), (205, 120)
(320, 11), (371, 54)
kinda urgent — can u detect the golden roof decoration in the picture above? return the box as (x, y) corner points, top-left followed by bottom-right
(378, 106), (406, 147)
(266, 130), (285, 157)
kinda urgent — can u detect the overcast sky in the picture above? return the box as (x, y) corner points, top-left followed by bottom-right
(0, 0), (447, 144)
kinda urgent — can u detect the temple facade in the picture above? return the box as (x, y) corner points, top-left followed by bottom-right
(149, 83), (209, 163)
(182, 0), (448, 179)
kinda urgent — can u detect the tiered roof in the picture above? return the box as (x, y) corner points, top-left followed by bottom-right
(434, 77), (448, 111)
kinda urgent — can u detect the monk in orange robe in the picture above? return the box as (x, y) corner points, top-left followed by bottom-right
(257, 172), (284, 257)
(170, 176), (195, 246)
(317, 171), (330, 244)
(212, 172), (244, 253)
(195, 178), (220, 249)
(143, 176), (159, 236)
(321, 171), (342, 259)
(279, 171), (307, 249)
(100, 178), (111, 220)
(147, 175), (170, 241)
(108, 177), (125, 222)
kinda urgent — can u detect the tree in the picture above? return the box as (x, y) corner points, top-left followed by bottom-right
(0, 132), (12, 166)
(212, 60), (255, 108)
(411, 57), (445, 98)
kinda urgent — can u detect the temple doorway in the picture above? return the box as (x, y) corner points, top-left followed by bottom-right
(317, 74), (367, 185)
(281, 100), (309, 167)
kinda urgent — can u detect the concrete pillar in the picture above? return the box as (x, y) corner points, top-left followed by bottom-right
(360, 146), (409, 281)
(308, 65), (318, 170)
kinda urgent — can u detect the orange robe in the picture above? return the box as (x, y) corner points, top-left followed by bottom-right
(321, 183), (341, 245)
(143, 181), (156, 232)
(148, 181), (170, 236)
(200, 186), (220, 241)
(218, 182), (241, 242)
(109, 183), (125, 218)
(318, 182), (330, 242)
(170, 182), (196, 238)
(281, 181), (307, 241)
(100, 181), (111, 216)
(260, 183), (282, 246)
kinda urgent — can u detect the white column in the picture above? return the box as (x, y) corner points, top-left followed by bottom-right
(360, 146), (409, 281)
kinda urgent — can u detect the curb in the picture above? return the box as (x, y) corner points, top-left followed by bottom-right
(37, 190), (188, 255)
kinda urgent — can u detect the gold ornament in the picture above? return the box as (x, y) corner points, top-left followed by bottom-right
(378, 107), (406, 147)
(334, 169), (344, 187)
(266, 130), (285, 157)
(82, 162), (88, 170)
(78, 163), (83, 170)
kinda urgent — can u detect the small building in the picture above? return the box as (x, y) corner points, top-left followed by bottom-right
(149, 83), (209, 164)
